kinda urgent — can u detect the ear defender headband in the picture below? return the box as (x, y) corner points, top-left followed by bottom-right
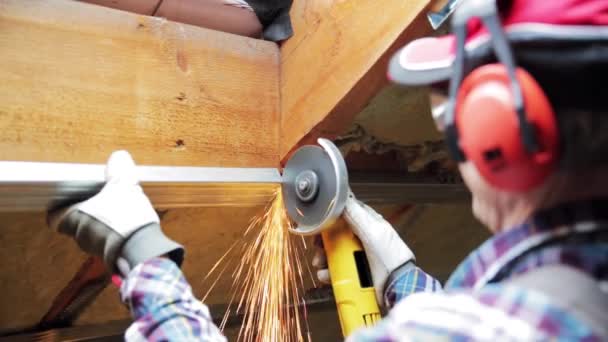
(444, 0), (559, 192)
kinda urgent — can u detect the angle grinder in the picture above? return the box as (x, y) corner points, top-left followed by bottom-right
(282, 138), (381, 336)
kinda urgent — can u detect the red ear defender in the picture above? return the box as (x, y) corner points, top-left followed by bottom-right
(455, 64), (559, 192)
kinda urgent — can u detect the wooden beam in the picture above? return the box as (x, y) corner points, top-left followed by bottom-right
(0, 0), (280, 167)
(279, 0), (433, 161)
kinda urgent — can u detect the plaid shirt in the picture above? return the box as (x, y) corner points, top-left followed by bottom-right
(352, 199), (608, 341)
(120, 258), (226, 341)
(120, 199), (608, 341)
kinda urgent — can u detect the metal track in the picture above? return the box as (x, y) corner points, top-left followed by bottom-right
(350, 172), (469, 204)
(0, 161), (281, 211)
(352, 182), (468, 204)
(0, 162), (469, 211)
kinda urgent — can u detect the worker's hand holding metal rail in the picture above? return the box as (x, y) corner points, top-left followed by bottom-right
(47, 151), (184, 276)
(313, 192), (415, 306)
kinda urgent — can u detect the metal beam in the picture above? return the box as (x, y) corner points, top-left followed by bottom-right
(350, 172), (470, 204)
(353, 183), (468, 204)
(0, 162), (469, 211)
(0, 161), (281, 211)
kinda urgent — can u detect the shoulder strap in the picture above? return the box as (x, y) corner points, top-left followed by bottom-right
(508, 265), (608, 338)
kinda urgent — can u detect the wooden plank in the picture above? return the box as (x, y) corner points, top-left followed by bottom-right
(0, 0), (280, 167)
(279, 0), (432, 161)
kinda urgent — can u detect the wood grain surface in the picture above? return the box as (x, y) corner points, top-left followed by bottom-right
(279, 0), (432, 161)
(0, 0), (280, 167)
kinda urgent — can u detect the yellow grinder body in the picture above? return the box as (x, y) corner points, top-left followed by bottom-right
(282, 138), (380, 337)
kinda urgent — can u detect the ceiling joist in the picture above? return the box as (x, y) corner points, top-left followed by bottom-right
(279, 0), (433, 162)
(0, 0), (280, 168)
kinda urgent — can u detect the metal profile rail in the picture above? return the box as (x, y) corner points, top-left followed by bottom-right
(0, 161), (282, 211)
(0, 162), (470, 211)
(350, 172), (470, 205)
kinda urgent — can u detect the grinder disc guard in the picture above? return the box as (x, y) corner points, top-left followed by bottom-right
(282, 138), (349, 235)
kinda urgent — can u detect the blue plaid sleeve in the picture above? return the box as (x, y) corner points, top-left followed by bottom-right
(120, 257), (226, 342)
(383, 264), (443, 308)
(347, 283), (598, 341)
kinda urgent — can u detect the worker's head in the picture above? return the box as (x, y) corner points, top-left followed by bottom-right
(389, 0), (608, 232)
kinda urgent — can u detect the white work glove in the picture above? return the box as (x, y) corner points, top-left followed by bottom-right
(313, 192), (415, 305)
(48, 151), (184, 276)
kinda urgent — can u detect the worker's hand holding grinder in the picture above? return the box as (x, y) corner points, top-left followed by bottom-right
(47, 151), (184, 276)
(314, 192), (415, 306)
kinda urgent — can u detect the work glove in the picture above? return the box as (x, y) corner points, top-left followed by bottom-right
(313, 192), (414, 305)
(48, 151), (184, 276)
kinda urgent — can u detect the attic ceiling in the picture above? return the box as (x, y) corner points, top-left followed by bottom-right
(0, 81), (488, 339)
(0, 0), (491, 339)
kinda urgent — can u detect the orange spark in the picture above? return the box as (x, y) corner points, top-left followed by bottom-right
(203, 189), (311, 341)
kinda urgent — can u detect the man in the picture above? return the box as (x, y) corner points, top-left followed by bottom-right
(49, 0), (608, 340)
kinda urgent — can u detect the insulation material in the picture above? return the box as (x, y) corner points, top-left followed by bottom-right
(353, 86), (442, 146)
(339, 86), (451, 173)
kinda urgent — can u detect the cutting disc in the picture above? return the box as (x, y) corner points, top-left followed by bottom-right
(282, 138), (349, 235)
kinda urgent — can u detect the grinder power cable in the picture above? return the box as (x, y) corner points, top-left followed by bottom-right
(282, 138), (381, 337)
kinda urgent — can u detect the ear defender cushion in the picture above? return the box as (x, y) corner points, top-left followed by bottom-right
(455, 64), (559, 192)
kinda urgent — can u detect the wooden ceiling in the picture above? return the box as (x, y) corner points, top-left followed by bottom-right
(0, 0), (490, 338)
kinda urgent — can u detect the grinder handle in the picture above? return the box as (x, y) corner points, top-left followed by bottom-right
(321, 218), (381, 337)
